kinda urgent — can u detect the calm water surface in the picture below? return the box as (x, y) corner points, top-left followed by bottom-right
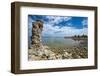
(42, 37), (87, 48)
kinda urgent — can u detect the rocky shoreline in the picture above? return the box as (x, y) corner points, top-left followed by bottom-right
(28, 46), (88, 61)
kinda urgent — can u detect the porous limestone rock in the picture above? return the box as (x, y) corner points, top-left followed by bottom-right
(31, 20), (43, 49)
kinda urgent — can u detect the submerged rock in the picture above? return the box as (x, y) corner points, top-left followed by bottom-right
(63, 52), (72, 59)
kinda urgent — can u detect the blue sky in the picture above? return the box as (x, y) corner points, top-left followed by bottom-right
(28, 15), (88, 37)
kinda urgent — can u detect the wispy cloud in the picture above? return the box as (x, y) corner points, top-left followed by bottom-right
(45, 16), (72, 25)
(82, 19), (88, 27)
(42, 23), (87, 37)
(28, 15), (88, 37)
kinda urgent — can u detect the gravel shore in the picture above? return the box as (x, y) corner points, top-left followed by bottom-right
(28, 45), (88, 61)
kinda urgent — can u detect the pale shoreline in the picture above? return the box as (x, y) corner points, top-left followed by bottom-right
(28, 45), (88, 61)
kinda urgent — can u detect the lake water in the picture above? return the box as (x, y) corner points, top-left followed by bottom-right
(42, 37), (87, 49)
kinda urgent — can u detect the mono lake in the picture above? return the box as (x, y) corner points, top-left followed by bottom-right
(42, 37), (87, 49)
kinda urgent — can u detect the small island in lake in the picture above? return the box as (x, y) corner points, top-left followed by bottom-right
(64, 34), (88, 40)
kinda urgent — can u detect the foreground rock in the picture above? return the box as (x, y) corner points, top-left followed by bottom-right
(28, 46), (88, 60)
(31, 20), (43, 51)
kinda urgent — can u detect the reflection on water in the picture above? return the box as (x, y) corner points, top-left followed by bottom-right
(42, 37), (87, 48)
